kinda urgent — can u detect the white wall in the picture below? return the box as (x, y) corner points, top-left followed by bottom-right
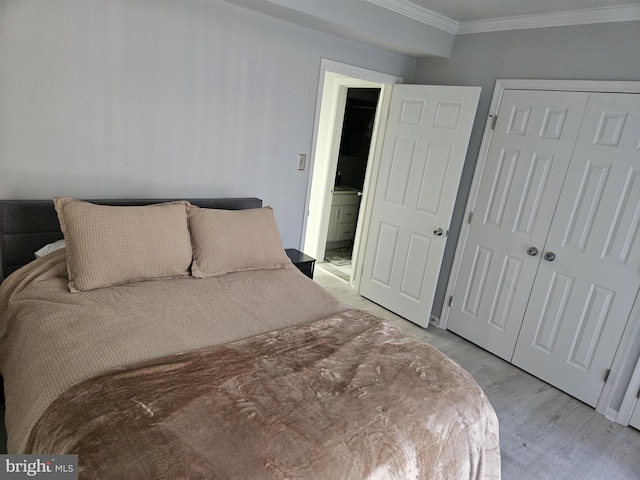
(0, 0), (416, 247)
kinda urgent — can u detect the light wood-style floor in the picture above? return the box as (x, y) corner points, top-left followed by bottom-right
(314, 265), (640, 480)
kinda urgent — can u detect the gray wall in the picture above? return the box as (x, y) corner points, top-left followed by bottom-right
(0, 0), (416, 248)
(415, 21), (640, 318)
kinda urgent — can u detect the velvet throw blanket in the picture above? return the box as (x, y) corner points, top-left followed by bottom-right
(26, 310), (500, 480)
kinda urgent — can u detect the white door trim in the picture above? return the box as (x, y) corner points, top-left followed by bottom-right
(441, 78), (640, 424)
(301, 59), (403, 271)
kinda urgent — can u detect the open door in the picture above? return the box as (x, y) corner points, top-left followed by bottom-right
(358, 85), (480, 327)
(303, 62), (402, 276)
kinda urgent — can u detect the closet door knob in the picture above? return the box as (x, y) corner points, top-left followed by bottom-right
(544, 251), (556, 262)
(433, 227), (444, 236)
(527, 247), (539, 256)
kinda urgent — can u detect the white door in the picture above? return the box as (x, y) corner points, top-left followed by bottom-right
(446, 90), (589, 360)
(359, 85), (480, 327)
(512, 93), (640, 407)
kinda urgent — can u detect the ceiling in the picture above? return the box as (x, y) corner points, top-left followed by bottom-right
(370, 0), (640, 33)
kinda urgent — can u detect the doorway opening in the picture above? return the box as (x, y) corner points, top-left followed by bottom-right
(323, 88), (380, 281)
(301, 59), (403, 286)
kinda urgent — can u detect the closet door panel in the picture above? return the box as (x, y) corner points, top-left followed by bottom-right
(447, 90), (589, 360)
(513, 93), (640, 407)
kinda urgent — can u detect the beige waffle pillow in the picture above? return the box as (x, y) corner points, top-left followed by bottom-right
(54, 198), (193, 292)
(189, 206), (293, 278)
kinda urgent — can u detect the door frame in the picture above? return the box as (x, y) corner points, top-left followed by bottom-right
(301, 59), (402, 284)
(441, 78), (640, 425)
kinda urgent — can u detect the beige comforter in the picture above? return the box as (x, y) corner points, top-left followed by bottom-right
(0, 250), (501, 479)
(0, 249), (349, 453)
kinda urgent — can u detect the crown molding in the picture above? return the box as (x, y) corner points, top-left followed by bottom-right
(458, 4), (640, 34)
(366, 0), (640, 35)
(366, 0), (458, 34)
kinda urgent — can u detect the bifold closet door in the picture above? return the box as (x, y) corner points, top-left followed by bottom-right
(511, 93), (640, 407)
(446, 89), (589, 361)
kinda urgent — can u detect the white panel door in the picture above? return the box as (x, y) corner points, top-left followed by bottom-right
(447, 90), (589, 360)
(359, 85), (480, 327)
(512, 93), (640, 407)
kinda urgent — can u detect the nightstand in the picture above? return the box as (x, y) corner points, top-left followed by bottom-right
(285, 249), (316, 279)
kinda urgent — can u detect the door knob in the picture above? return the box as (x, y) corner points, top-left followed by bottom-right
(527, 247), (539, 256)
(544, 251), (556, 261)
(433, 227), (444, 236)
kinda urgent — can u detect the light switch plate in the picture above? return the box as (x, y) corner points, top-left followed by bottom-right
(297, 154), (306, 170)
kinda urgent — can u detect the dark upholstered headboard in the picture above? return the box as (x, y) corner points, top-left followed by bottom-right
(0, 198), (263, 282)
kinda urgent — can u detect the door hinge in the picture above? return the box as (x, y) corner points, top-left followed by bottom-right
(448, 295), (453, 307)
(637, 388), (640, 399)
(468, 212), (474, 224)
(604, 369), (611, 383)
(490, 115), (498, 130)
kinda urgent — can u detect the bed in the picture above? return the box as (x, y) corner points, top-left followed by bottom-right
(0, 197), (500, 479)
